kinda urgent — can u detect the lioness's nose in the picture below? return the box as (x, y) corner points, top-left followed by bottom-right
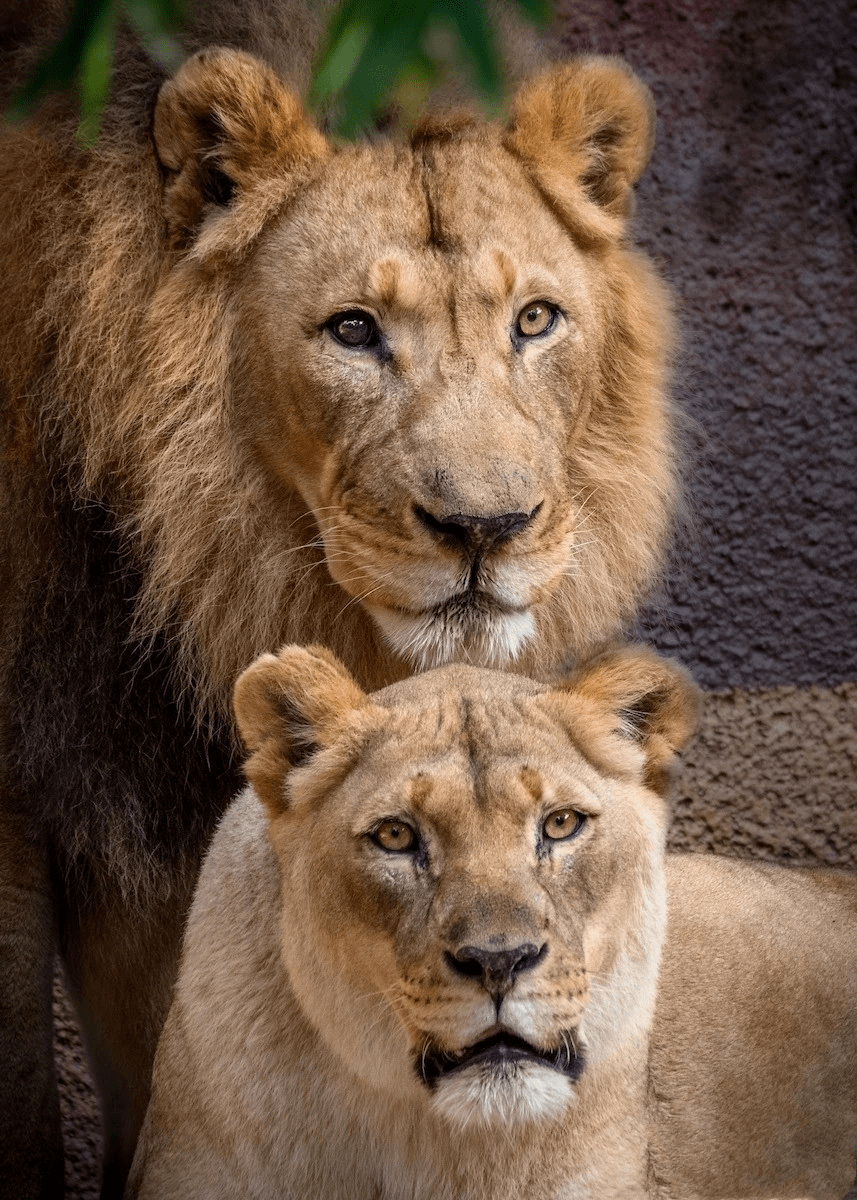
(414, 505), (539, 556)
(446, 943), (546, 1000)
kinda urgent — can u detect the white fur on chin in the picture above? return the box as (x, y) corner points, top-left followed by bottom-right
(431, 1060), (574, 1131)
(367, 605), (537, 671)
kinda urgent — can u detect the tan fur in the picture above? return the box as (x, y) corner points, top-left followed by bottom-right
(130, 647), (857, 1198)
(0, 3), (678, 1187)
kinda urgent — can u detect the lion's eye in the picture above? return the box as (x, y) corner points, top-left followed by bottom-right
(542, 808), (585, 841)
(327, 310), (379, 349)
(371, 819), (417, 853)
(515, 303), (556, 339)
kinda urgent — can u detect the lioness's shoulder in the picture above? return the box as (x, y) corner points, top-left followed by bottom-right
(182, 786), (280, 966)
(666, 851), (857, 921)
(659, 851), (857, 1075)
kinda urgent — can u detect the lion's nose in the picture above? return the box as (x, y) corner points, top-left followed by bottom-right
(445, 943), (546, 1001)
(414, 505), (540, 556)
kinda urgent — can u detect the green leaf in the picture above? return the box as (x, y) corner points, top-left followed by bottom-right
(7, 0), (549, 145)
(510, 0), (552, 26)
(309, 0), (539, 136)
(6, 0), (186, 135)
(6, 0), (102, 122)
(313, 0), (437, 136)
(308, 12), (373, 107)
(436, 0), (502, 109)
(76, 0), (119, 143)
(126, 0), (187, 73)
(149, 0), (187, 24)
(315, 0), (381, 60)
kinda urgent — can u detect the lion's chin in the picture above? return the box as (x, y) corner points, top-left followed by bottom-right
(431, 1059), (575, 1130)
(366, 600), (536, 672)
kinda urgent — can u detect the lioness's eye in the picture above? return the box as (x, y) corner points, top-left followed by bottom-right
(371, 819), (417, 853)
(326, 310), (379, 349)
(515, 302), (556, 339)
(542, 808), (585, 841)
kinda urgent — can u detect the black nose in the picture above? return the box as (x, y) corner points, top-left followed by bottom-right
(445, 943), (546, 1001)
(414, 505), (539, 556)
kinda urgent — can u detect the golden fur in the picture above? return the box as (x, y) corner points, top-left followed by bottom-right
(1, 40), (676, 720)
(129, 645), (857, 1198)
(0, 2), (678, 1189)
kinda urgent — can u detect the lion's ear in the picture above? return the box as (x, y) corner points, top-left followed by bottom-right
(560, 646), (699, 795)
(153, 48), (328, 252)
(233, 645), (366, 813)
(504, 57), (655, 245)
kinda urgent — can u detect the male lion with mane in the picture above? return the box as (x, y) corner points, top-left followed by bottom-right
(129, 644), (857, 1199)
(0, 1), (677, 1193)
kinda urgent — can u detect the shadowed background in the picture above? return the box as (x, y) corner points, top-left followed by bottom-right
(39, 0), (857, 1192)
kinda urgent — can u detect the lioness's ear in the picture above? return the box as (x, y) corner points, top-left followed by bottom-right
(504, 57), (655, 245)
(233, 645), (366, 813)
(562, 646), (699, 795)
(154, 48), (328, 253)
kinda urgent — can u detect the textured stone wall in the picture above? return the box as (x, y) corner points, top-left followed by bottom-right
(552, 0), (857, 866)
(562, 0), (857, 693)
(53, 0), (857, 1193)
(673, 684), (857, 866)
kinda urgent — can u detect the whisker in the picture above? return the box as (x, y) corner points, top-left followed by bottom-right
(333, 562), (404, 616)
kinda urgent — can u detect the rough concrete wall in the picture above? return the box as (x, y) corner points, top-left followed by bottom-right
(558, 0), (857, 691)
(55, 978), (101, 1200)
(54, 0), (856, 1193)
(673, 683), (857, 867)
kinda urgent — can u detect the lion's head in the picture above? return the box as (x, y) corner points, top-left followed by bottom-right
(233, 642), (697, 1129)
(36, 45), (676, 710)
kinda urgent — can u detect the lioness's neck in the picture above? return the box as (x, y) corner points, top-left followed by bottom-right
(291, 1030), (651, 1199)
(274, 856), (665, 1198)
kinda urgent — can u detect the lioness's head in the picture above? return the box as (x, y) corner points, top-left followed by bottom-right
(133, 49), (676, 698)
(233, 644), (697, 1129)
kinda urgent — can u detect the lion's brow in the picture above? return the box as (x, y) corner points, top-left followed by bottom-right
(415, 147), (462, 255)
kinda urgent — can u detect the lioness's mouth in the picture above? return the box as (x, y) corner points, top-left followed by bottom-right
(418, 1031), (583, 1087)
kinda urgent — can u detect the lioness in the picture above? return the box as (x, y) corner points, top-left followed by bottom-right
(0, 2), (680, 1187)
(128, 645), (857, 1199)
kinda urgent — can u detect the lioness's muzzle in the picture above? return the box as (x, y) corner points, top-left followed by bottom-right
(418, 1030), (584, 1087)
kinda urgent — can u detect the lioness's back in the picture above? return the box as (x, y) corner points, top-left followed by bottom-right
(652, 855), (857, 1196)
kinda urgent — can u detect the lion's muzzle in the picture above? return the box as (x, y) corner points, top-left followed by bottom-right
(413, 503), (541, 560)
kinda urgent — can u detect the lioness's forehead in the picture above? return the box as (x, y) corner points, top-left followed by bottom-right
(372, 662), (545, 712)
(364, 667), (594, 784)
(343, 673), (604, 824)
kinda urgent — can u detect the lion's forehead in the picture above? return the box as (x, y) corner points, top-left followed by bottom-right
(263, 139), (588, 300)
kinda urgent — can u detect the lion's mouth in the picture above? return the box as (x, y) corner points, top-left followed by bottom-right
(418, 1030), (583, 1087)
(429, 587), (523, 621)
(368, 591), (536, 672)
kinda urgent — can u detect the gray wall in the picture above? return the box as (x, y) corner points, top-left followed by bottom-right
(567, 0), (857, 690)
(554, 0), (857, 887)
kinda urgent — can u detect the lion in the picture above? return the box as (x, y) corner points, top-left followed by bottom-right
(127, 644), (857, 1200)
(0, 2), (678, 1191)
